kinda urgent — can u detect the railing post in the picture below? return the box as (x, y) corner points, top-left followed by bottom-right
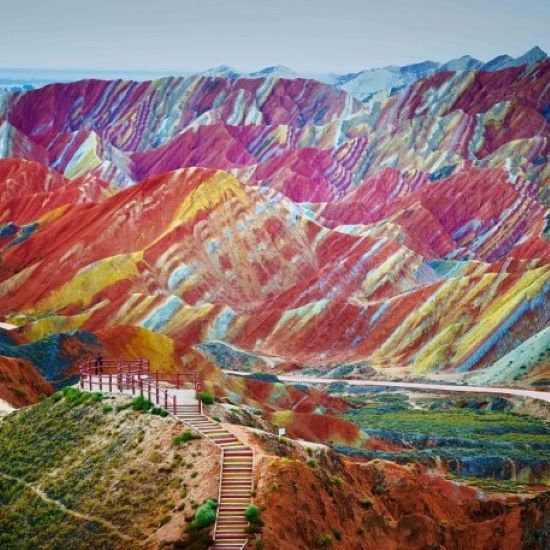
(164, 389), (167, 410)
(156, 382), (159, 404)
(80, 372), (84, 389)
(173, 395), (176, 415)
(132, 375), (135, 395)
(109, 374), (112, 393)
(89, 372), (92, 391)
(99, 373), (102, 391)
(176, 372), (180, 389)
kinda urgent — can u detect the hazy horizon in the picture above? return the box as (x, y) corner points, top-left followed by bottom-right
(1, 0), (549, 75)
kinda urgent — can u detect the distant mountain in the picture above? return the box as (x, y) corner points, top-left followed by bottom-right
(482, 45), (547, 71)
(321, 61), (441, 100)
(248, 65), (299, 79)
(318, 46), (548, 99)
(3, 47), (545, 100)
(190, 47), (548, 100)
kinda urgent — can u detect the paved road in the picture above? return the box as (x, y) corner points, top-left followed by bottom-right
(228, 372), (550, 403)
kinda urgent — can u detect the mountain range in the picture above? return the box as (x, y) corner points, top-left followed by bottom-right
(1, 46), (546, 100)
(0, 49), (548, 399)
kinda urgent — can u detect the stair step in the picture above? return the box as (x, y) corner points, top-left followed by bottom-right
(216, 521), (248, 526)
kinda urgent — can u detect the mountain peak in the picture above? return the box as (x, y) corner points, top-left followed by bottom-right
(521, 45), (547, 61)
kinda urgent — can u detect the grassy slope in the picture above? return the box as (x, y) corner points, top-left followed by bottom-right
(0, 392), (218, 550)
(340, 392), (550, 481)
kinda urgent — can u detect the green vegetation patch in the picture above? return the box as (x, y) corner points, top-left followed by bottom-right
(340, 392), (550, 480)
(0, 394), (202, 548)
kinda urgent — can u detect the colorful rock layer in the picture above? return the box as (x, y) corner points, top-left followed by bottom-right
(0, 57), (549, 386)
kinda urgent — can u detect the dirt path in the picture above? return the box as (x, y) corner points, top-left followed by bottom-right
(0, 473), (135, 542)
(227, 372), (550, 403)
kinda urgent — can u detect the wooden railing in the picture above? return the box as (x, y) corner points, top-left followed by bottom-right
(78, 358), (199, 414)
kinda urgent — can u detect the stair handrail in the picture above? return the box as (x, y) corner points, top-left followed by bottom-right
(212, 446), (225, 544)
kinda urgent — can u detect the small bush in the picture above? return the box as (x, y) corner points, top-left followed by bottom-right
(331, 475), (344, 487)
(316, 534), (332, 546)
(360, 497), (373, 509)
(255, 541), (265, 550)
(199, 391), (214, 405)
(62, 387), (85, 405)
(192, 499), (217, 529)
(130, 394), (153, 412)
(307, 460), (316, 468)
(150, 406), (168, 417)
(90, 392), (103, 403)
(172, 430), (200, 445)
(245, 504), (261, 524)
(331, 528), (342, 541)
(101, 405), (113, 414)
(52, 392), (63, 402)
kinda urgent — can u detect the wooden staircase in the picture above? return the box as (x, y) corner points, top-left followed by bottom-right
(79, 365), (252, 550)
(176, 410), (253, 550)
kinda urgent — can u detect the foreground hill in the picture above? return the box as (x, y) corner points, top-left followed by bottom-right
(1, 390), (549, 549)
(0, 391), (220, 549)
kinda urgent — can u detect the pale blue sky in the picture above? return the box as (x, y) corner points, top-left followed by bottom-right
(1, 0), (548, 73)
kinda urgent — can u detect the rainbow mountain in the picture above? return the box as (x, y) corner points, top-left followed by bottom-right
(0, 52), (549, 391)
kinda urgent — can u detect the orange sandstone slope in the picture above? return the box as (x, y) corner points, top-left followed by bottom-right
(0, 355), (53, 407)
(246, 430), (550, 550)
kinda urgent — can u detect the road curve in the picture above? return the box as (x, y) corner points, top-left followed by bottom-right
(227, 371), (550, 403)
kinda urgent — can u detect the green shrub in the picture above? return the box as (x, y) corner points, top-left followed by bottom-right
(101, 405), (113, 414)
(193, 499), (217, 529)
(245, 504), (261, 524)
(51, 392), (63, 402)
(90, 392), (103, 403)
(150, 407), (168, 417)
(62, 387), (84, 405)
(360, 497), (373, 509)
(316, 533), (332, 546)
(172, 430), (200, 445)
(198, 391), (214, 405)
(115, 401), (131, 412)
(255, 541), (265, 550)
(307, 459), (316, 468)
(130, 394), (153, 412)
(331, 528), (342, 541)
(331, 475), (344, 487)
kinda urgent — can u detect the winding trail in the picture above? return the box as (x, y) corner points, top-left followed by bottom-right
(227, 372), (550, 403)
(0, 473), (134, 542)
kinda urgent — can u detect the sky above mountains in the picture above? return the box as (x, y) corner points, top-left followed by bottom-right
(1, 0), (549, 74)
